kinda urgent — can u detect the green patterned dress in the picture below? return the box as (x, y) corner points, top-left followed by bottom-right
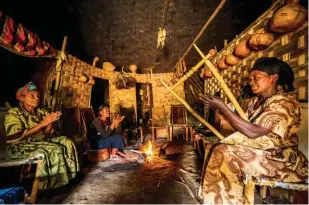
(5, 107), (79, 190)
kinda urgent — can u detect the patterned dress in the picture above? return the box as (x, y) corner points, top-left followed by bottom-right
(5, 107), (79, 190)
(200, 93), (308, 204)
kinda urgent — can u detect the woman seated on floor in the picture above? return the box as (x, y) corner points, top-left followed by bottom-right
(198, 57), (308, 204)
(89, 104), (125, 160)
(5, 82), (79, 190)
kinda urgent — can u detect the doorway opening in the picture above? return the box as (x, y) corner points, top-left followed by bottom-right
(90, 78), (109, 116)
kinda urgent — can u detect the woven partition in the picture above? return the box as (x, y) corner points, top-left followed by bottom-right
(205, 1), (308, 104)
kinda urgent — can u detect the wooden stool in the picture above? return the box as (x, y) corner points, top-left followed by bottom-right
(244, 177), (309, 204)
(87, 148), (110, 163)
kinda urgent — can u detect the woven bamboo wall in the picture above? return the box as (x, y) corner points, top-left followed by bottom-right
(45, 55), (185, 124)
(205, 1), (308, 104)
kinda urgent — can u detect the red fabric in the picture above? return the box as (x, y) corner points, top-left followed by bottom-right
(0, 10), (57, 57)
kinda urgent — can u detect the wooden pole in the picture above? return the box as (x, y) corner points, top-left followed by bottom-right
(161, 79), (224, 140)
(193, 44), (249, 121)
(51, 36), (68, 112)
(170, 53), (211, 90)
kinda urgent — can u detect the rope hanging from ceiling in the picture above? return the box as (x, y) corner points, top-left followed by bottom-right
(156, 0), (170, 62)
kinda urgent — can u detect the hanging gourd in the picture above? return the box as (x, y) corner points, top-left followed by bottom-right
(209, 48), (217, 59)
(248, 28), (275, 50)
(217, 56), (229, 70)
(204, 69), (213, 77)
(234, 39), (252, 58)
(225, 54), (240, 66)
(269, 3), (307, 34)
(102, 62), (116, 72)
(129, 64), (138, 74)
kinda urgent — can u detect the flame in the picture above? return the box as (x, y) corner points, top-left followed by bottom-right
(141, 140), (154, 162)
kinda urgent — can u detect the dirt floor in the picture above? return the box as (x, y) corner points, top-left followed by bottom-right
(38, 140), (203, 204)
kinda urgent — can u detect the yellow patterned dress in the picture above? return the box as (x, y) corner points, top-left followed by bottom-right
(5, 107), (79, 190)
(200, 93), (308, 204)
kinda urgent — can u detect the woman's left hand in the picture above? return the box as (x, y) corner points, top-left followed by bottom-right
(199, 94), (225, 109)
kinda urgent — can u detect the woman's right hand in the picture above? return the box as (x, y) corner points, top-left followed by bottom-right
(40, 111), (62, 127)
(112, 115), (125, 127)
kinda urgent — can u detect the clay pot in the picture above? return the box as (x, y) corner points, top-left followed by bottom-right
(248, 28), (275, 50)
(270, 4), (307, 34)
(88, 76), (95, 86)
(225, 54), (240, 66)
(234, 40), (252, 58)
(217, 56), (229, 70)
(102, 62), (116, 72)
(129, 64), (137, 74)
(79, 74), (88, 83)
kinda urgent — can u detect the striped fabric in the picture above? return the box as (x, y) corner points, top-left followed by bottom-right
(0, 10), (57, 57)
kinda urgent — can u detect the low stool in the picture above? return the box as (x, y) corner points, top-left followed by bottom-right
(87, 148), (110, 163)
(244, 177), (309, 204)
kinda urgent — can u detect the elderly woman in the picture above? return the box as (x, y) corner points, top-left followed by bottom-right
(5, 82), (79, 190)
(199, 57), (308, 204)
(89, 104), (125, 160)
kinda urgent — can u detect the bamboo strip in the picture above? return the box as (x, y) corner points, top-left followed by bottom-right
(161, 79), (224, 140)
(193, 44), (248, 121)
(171, 53), (211, 90)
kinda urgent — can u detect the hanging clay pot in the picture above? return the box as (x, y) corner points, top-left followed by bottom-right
(88, 76), (95, 86)
(248, 28), (275, 51)
(269, 4), (307, 34)
(79, 74), (89, 83)
(225, 54), (240, 66)
(129, 64), (137, 74)
(102, 62), (116, 72)
(217, 56), (229, 70)
(234, 39), (252, 58)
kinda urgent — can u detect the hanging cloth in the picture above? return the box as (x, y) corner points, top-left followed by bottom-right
(0, 10), (57, 57)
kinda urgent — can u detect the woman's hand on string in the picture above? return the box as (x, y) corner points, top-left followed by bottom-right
(40, 111), (62, 127)
(199, 94), (225, 109)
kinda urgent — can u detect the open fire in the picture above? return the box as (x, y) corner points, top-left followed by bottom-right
(140, 140), (154, 163)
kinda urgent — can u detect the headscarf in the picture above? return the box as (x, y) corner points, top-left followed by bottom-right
(16, 82), (37, 101)
(251, 57), (295, 92)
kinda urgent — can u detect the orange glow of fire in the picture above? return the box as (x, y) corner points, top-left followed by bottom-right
(141, 140), (154, 162)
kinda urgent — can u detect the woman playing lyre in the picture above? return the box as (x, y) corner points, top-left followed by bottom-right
(199, 57), (308, 204)
(5, 82), (79, 190)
